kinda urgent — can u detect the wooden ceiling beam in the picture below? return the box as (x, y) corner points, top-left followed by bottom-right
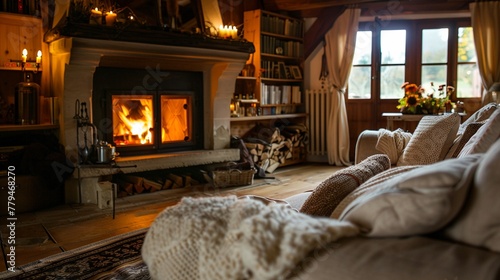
(303, 6), (345, 59)
(270, 0), (385, 11)
(268, 0), (473, 15)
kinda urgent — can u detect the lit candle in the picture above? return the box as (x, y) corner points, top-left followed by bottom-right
(90, 7), (102, 24)
(36, 50), (42, 64)
(22, 49), (27, 62)
(105, 10), (117, 26)
(219, 25), (224, 38)
(91, 7), (101, 15)
(232, 25), (238, 39)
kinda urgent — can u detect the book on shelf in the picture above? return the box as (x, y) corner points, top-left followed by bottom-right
(261, 35), (303, 57)
(260, 84), (301, 106)
(261, 13), (303, 38)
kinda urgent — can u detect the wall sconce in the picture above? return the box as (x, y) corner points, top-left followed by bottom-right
(490, 82), (500, 104)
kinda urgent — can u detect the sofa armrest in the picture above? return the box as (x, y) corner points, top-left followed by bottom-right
(354, 130), (380, 164)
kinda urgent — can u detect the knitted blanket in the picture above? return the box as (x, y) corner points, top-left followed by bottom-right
(142, 196), (359, 280)
(376, 128), (412, 164)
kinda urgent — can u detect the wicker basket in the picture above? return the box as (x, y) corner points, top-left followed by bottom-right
(212, 167), (256, 188)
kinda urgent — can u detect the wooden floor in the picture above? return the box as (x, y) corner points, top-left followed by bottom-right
(0, 162), (344, 272)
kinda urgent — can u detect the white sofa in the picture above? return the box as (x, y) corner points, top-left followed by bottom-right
(281, 103), (500, 279)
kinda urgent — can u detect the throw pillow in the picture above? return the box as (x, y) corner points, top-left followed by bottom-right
(457, 108), (500, 157)
(299, 154), (390, 217)
(330, 165), (419, 219)
(450, 121), (485, 158)
(442, 139), (500, 252)
(458, 102), (498, 135)
(337, 155), (482, 237)
(397, 113), (460, 166)
(375, 128), (412, 164)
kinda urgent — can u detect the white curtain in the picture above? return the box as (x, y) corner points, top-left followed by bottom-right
(470, 2), (500, 105)
(324, 8), (360, 166)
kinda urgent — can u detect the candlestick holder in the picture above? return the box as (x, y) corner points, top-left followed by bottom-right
(9, 59), (41, 73)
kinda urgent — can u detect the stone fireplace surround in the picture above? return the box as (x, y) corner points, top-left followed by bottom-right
(48, 36), (252, 203)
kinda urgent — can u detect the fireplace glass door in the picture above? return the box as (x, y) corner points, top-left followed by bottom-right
(161, 95), (192, 144)
(112, 95), (154, 146)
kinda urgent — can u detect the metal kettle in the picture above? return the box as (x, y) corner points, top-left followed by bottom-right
(95, 141), (116, 163)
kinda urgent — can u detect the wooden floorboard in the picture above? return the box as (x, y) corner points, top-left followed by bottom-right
(0, 162), (343, 272)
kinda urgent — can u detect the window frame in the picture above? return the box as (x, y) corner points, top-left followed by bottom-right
(348, 18), (479, 102)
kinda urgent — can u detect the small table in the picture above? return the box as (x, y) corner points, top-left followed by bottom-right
(382, 112), (466, 131)
(382, 113), (425, 130)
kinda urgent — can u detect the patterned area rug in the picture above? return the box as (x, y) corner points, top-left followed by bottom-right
(0, 228), (151, 279)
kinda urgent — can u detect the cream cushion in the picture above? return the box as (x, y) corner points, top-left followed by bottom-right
(458, 102), (498, 135)
(450, 121), (485, 158)
(397, 113), (460, 166)
(330, 166), (418, 219)
(442, 139), (500, 252)
(337, 155), (482, 237)
(457, 108), (500, 157)
(299, 154), (390, 217)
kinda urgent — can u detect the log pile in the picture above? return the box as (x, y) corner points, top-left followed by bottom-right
(243, 123), (307, 173)
(112, 168), (205, 198)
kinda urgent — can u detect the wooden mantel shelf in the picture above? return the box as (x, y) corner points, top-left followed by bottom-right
(0, 124), (59, 132)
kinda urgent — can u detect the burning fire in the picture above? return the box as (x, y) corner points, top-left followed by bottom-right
(161, 97), (190, 143)
(113, 96), (153, 146)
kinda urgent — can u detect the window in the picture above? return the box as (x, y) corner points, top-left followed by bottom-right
(421, 28), (448, 93)
(456, 27), (481, 98)
(348, 31), (372, 99)
(348, 19), (480, 101)
(380, 30), (406, 99)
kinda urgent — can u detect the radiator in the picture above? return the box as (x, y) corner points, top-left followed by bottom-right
(306, 89), (331, 161)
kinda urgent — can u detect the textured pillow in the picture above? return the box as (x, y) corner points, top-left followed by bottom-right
(397, 113), (460, 166)
(450, 121), (485, 158)
(375, 128), (412, 164)
(330, 165), (419, 219)
(299, 154), (390, 217)
(457, 108), (500, 157)
(458, 102), (498, 135)
(337, 155), (482, 237)
(442, 139), (500, 252)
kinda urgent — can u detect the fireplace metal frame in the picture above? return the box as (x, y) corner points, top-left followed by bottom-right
(91, 67), (204, 157)
(103, 89), (203, 157)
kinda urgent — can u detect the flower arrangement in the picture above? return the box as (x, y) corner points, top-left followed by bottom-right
(397, 82), (455, 114)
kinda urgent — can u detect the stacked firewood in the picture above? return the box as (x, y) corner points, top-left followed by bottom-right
(112, 170), (204, 198)
(243, 123), (307, 173)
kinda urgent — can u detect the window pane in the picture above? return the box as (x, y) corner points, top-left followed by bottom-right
(457, 64), (482, 98)
(422, 28), (448, 63)
(381, 30), (406, 64)
(348, 66), (371, 99)
(458, 27), (476, 62)
(380, 65), (405, 99)
(352, 31), (372, 65)
(421, 65), (447, 90)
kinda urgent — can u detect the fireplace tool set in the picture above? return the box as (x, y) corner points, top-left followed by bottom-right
(74, 99), (117, 164)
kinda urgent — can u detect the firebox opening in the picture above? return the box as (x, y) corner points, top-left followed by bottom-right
(92, 67), (203, 157)
(112, 95), (154, 146)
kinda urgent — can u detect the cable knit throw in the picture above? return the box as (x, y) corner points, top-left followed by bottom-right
(376, 128), (412, 164)
(142, 196), (359, 280)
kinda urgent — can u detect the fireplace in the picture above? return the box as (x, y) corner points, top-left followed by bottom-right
(92, 67), (204, 157)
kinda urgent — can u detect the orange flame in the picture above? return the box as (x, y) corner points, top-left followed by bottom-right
(113, 97), (153, 146)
